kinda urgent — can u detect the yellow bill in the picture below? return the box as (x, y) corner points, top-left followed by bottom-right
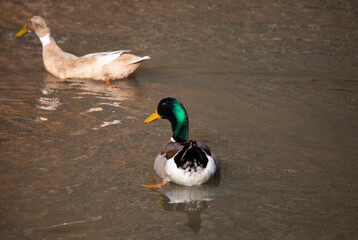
(144, 110), (161, 123)
(15, 24), (28, 38)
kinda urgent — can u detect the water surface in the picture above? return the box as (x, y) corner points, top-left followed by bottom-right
(1, 0), (357, 239)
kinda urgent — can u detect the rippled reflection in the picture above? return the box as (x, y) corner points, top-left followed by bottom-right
(37, 75), (141, 129)
(148, 178), (220, 232)
(43, 75), (137, 102)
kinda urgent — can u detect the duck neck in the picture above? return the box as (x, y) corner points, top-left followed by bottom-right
(39, 33), (51, 47)
(37, 30), (54, 48)
(169, 105), (189, 142)
(40, 33), (68, 59)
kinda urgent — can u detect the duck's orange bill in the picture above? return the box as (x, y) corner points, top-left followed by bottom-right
(144, 110), (161, 123)
(15, 25), (28, 38)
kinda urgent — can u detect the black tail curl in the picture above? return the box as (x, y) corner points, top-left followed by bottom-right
(174, 140), (209, 170)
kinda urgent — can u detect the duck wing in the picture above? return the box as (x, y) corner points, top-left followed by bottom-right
(161, 141), (186, 159)
(71, 50), (131, 74)
(153, 141), (183, 180)
(80, 50), (130, 65)
(81, 50), (130, 59)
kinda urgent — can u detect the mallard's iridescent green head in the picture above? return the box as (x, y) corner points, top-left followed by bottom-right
(145, 97), (189, 142)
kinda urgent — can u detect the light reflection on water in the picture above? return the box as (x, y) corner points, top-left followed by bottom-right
(157, 179), (220, 232)
(1, 0), (357, 239)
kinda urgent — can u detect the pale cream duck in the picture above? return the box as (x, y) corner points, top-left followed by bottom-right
(15, 16), (150, 83)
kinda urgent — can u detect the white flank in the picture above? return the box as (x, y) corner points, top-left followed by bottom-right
(40, 34), (51, 47)
(164, 155), (217, 186)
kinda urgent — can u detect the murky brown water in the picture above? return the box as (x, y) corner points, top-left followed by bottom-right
(1, 0), (358, 239)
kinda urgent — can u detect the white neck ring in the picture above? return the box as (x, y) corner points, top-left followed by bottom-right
(40, 34), (51, 47)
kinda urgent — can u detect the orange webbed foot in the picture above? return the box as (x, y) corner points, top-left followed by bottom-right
(141, 182), (167, 188)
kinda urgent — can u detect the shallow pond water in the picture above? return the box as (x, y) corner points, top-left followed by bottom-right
(0, 0), (357, 239)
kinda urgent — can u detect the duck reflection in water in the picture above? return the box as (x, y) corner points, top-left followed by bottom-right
(149, 177), (220, 232)
(35, 74), (141, 126)
(42, 74), (139, 102)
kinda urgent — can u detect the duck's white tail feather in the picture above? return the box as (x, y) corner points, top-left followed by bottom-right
(82, 50), (130, 58)
(129, 56), (151, 64)
(83, 51), (129, 71)
(94, 53), (124, 67)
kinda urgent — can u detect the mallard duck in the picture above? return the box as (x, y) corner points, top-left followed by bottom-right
(143, 97), (220, 187)
(15, 16), (150, 83)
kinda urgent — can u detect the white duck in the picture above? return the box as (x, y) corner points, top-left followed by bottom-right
(15, 16), (150, 83)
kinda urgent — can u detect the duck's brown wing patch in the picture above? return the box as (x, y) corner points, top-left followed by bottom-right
(161, 141), (185, 159)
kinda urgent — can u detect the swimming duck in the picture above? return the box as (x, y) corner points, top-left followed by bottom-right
(15, 16), (150, 83)
(143, 97), (220, 187)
